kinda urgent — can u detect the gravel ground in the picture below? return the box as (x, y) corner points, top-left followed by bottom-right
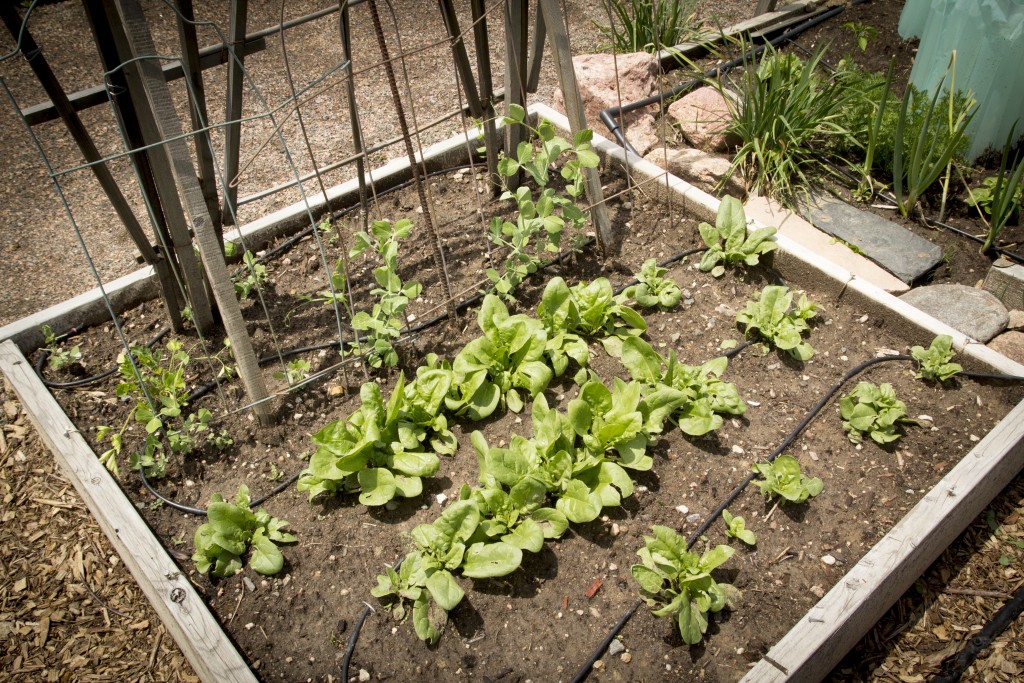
(3, 2), (1022, 682)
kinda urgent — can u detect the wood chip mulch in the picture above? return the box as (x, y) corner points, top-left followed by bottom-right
(0, 384), (195, 683)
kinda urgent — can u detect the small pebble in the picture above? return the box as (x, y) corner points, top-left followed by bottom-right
(436, 493), (448, 506)
(358, 669), (371, 682)
(675, 504), (689, 514)
(621, 653), (632, 664)
(242, 577), (255, 592)
(822, 554), (837, 566)
(385, 500), (400, 511)
(593, 660), (605, 671)
(686, 513), (701, 524)
(608, 639), (625, 656)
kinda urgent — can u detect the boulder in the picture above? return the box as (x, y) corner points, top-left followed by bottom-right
(988, 331), (1024, 365)
(666, 86), (740, 153)
(553, 51), (658, 144)
(644, 146), (744, 198)
(620, 114), (660, 157)
(900, 284), (1008, 343)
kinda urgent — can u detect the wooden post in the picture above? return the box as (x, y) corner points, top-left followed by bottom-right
(502, 0), (528, 191)
(173, 0), (223, 242)
(470, 0), (501, 194)
(219, 0), (248, 225)
(537, 0), (616, 254)
(113, 0), (274, 426)
(339, 0), (369, 221)
(0, 4), (184, 332)
(755, 0), (779, 14)
(438, 0), (483, 118)
(526, 0), (545, 93)
(97, 1), (216, 334)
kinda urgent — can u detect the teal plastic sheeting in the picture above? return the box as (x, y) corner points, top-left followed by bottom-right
(899, 0), (1024, 160)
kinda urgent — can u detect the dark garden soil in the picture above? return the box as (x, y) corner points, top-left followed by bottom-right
(34, 164), (1024, 683)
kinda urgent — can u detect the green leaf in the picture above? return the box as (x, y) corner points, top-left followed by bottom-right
(462, 541), (523, 578)
(357, 468), (397, 506)
(425, 569), (465, 611)
(249, 529), (285, 575)
(556, 480), (602, 523)
(504, 518), (545, 553)
(412, 591), (444, 643)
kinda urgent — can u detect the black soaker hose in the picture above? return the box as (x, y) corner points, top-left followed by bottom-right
(35, 325), (170, 389)
(931, 582), (1024, 683)
(599, 5), (846, 157)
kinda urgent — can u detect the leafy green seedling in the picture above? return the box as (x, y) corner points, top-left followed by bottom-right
(450, 294), (553, 417)
(488, 107), (599, 301)
(911, 335), (962, 383)
(736, 285), (816, 361)
(274, 359), (311, 389)
(537, 276), (647, 360)
(192, 485), (295, 578)
(298, 376), (442, 504)
(722, 509), (756, 545)
(631, 526), (740, 645)
(752, 455), (822, 504)
(843, 22), (876, 52)
(839, 382), (918, 445)
(233, 251), (269, 299)
(620, 259), (682, 309)
(40, 323), (82, 372)
(349, 219), (422, 369)
(698, 196), (777, 277)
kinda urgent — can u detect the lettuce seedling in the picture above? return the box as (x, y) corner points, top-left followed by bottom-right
(372, 499), (523, 643)
(911, 335), (962, 383)
(538, 277), (647, 358)
(619, 258), (682, 309)
(620, 337), (746, 436)
(839, 382), (918, 445)
(632, 526), (740, 645)
(722, 509), (756, 545)
(451, 294), (553, 416)
(458, 480), (569, 553)
(698, 195), (777, 277)
(752, 455), (823, 504)
(192, 485), (295, 578)
(298, 376), (441, 505)
(736, 285), (817, 361)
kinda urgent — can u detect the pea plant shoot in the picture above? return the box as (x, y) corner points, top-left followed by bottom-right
(487, 106), (599, 301)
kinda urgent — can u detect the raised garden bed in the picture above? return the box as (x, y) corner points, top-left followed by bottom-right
(4, 105), (1024, 683)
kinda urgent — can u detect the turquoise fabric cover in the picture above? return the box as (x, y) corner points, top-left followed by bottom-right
(899, 0), (1024, 159)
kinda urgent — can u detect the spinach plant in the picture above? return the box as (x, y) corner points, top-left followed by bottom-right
(487, 105), (598, 301)
(752, 455), (823, 504)
(839, 382), (918, 445)
(620, 336), (746, 436)
(911, 335), (962, 383)
(192, 485), (295, 578)
(298, 376), (442, 505)
(372, 499), (522, 643)
(619, 258), (682, 309)
(450, 294), (553, 416)
(722, 509), (756, 545)
(40, 323), (82, 372)
(631, 526), (740, 645)
(349, 219), (422, 368)
(698, 196), (777, 278)
(458, 478), (569, 554)
(735, 285), (817, 361)
(537, 276), (647, 360)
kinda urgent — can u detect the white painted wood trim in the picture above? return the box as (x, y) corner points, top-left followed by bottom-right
(0, 340), (257, 683)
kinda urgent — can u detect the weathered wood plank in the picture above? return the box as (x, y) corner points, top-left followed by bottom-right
(741, 396), (1024, 681)
(0, 340), (257, 683)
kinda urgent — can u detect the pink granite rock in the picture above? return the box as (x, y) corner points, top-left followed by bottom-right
(643, 146), (744, 198)
(667, 86), (740, 153)
(989, 331), (1024, 365)
(553, 51), (658, 141)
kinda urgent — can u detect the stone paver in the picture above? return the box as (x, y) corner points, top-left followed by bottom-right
(799, 195), (944, 284)
(900, 284), (1008, 342)
(744, 194), (910, 294)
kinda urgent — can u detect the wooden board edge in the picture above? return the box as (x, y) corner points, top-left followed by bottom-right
(0, 340), (257, 683)
(740, 397), (1024, 682)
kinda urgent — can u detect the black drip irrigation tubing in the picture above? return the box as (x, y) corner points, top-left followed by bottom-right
(932, 582), (1024, 683)
(34, 324), (170, 389)
(599, 4), (847, 157)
